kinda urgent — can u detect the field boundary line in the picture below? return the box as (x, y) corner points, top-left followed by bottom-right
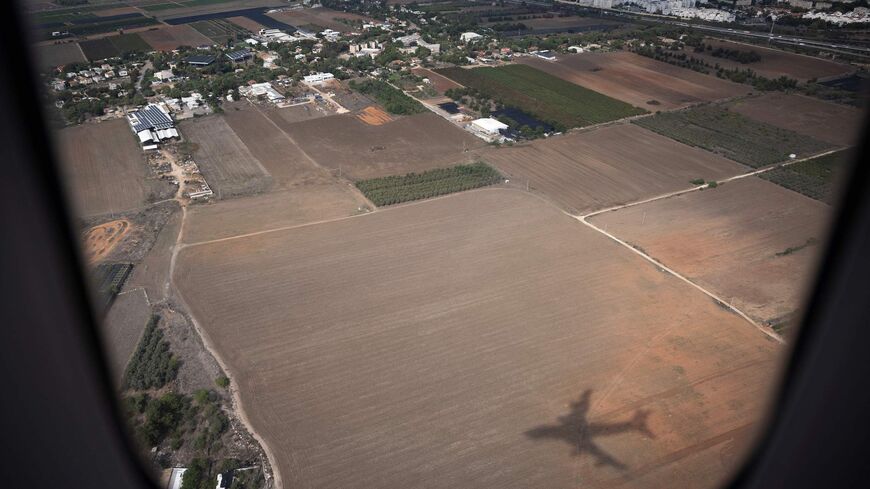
(576, 213), (783, 343)
(568, 148), (848, 344)
(246, 100), (377, 209)
(581, 146), (847, 220)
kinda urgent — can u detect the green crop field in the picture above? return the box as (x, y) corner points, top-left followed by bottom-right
(633, 105), (833, 168)
(759, 150), (850, 204)
(436, 64), (646, 129)
(355, 162), (502, 206)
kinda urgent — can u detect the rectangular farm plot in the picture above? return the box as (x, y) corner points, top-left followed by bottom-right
(139, 24), (213, 51)
(759, 150), (851, 204)
(35, 42), (86, 70)
(56, 119), (166, 217)
(279, 112), (487, 180)
(182, 185), (369, 244)
(180, 115), (273, 198)
(685, 38), (853, 82)
(222, 104), (330, 188)
(175, 189), (779, 489)
(485, 124), (745, 214)
(591, 177), (830, 325)
(728, 92), (863, 147)
(437, 64), (647, 129)
(633, 105), (833, 168)
(518, 51), (751, 111)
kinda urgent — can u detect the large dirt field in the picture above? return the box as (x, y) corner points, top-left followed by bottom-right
(267, 7), (374, 33)
(280, 112), (487, 180)
(35, 42), (86, 70)
(139, 24), (213, 50)
(484, 124), (745, 214)
(727, 92), (863, 147)
(222, 103), (330, 188)
(175, 189), (779, 489)
(182, 185), (369, 244)
(180, 115), (273, 198)
(412, 67), (463, 95)
(56, 119), (167, 217)
(518, 51), (751, 111)
(591, 177), (830, 324)
(684, 39), (853, 82)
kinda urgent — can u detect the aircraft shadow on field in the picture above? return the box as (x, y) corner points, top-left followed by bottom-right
(525, 389), (655, 471)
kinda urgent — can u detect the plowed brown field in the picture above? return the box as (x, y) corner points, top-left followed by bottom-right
(484, 124), (745, 214)
(591, 177), (830, 324)
(180, 115), (273, 198)
(518, 52), (751, 111)
(280, 112), (486, 180)
(683, 39), (853, 82)
(139, 25), (212, 51)
(728, 92), (862, 147)
(57, 119), (167, 217)
(175, 189), (779, 489)
(356, 106), (394, 125)
(222, 104), (329, 188)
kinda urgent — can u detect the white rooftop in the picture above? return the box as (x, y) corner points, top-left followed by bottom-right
(471, 117), (508, 133)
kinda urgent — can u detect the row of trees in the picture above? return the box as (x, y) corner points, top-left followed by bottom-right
(356, 162), (502, 206)
(123, 315), (180, 390)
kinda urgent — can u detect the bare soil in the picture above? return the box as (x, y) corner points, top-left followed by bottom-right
(182, 185), (370, 244)
(279, 112), (487, 180)
(267, 7), (374, 33)
(727, 92), (863, 147)
(83, 219), (131, 263)
(139, 24), (213, 51)
(35, 42), (86, 70)
(226, 15), (265, 32)
(179, 114), (274, 198)
(518, 51), (751, 111)
(222, 103), (330, 188)
(684, 38), (853, 82)
(355, 105), (394, 125)
(57, 118), (172, 217)
(484, 124), (745, 214)
(590, 177), (831, 324)
(175, 188), (779, 489)
(412, 67), (463, 95)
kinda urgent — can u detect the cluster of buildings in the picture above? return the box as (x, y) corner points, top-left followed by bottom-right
(555, 0), (736, 19)
(803, 7), (870, 25)
(126, 103), (178, 147)
(671, 6), (736, 22)
(58, 63), (131, 89)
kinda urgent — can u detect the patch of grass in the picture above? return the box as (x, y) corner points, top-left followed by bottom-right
(356, 162), (502, 206)
(110, 33), (152, 54)
(633, 105), (832, 168)
(690, 178), (705, 185)
(707, 180), (718, 188)
(436, 64), (646, 129)
(124, 315), (180, 390)
(759, 150), (849, 204)
(349, 79), (425, 115)
(215, 375), (230, 388)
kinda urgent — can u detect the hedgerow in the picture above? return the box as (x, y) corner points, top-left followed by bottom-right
(356, 162), (502, 206)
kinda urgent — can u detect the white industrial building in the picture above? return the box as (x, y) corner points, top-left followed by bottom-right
(240, 82), (285, 101)
(460, 32), (483, 43)
(126, 104), (178, 145)
(303, 72), (335, 84)
(468, 117), (509, 141)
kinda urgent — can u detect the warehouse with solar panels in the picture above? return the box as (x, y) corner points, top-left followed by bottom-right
(126, 104), (178, 145)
